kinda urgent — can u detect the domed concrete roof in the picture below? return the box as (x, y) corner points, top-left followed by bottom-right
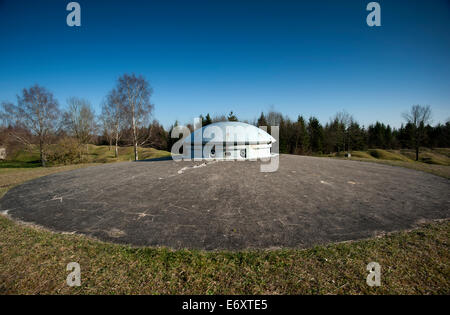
(184, 121), (276, 144)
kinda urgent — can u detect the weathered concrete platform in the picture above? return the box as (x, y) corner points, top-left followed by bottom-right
(1, 155), (449, 250)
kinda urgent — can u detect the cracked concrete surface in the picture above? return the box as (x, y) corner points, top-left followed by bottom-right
(1, 155), (449, 250)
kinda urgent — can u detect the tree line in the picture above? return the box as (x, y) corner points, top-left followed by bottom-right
(257, 106), (448, 161)
(1, 74), (449, 166)
(167, 106), (448, 161)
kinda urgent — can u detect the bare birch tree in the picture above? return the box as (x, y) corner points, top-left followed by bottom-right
(403, 105), (432, 161)
(0, 85), (60, 167)
(333, 110), (353, 153)
(62, 97), (97, 156)
(116, 74), (154, 161)
(100, 89), (124, 158)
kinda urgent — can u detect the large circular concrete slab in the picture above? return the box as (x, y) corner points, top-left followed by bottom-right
(1, 155), (449, 250)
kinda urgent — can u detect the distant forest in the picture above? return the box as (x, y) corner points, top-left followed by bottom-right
(163, 109), (450, 157)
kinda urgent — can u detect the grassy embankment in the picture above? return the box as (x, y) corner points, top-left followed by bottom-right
(330, 148), (450, 179)
(0, 146), (448, 294)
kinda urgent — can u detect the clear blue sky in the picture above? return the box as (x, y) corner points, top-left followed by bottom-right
(1, 0), (449, 129)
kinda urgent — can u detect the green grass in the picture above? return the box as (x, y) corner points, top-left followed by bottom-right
(1, 145), (171, 168)
(1, 148), (42, 168)
(0, 147), (449, 294)
(0, 160), (42, 168)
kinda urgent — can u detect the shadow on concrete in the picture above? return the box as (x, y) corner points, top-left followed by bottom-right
(135, 156), (173, 163)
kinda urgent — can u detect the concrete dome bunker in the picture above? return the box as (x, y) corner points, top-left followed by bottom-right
(181, 121), (276, 160)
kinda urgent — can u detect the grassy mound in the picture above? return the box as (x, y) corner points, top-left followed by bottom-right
(1, 145), (171, 168)
(368, 149), (412, 162)
(348, 151), (376, 159)
(432, 148), (450, 158)
(398, 149), (450, 166)
(332, 148), (450, 178)
(84, 145), (170, 163)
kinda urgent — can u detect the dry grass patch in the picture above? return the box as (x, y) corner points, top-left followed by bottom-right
(0, 215), (448, 294)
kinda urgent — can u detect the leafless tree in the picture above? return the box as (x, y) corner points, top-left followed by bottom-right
(333, 110), (353, 152)
(100, 89), (124, 158)
(211, 115), (227, 123)
(116, 74), (154, 161)
(403, 105), (432, 161)
(0, 85), (60, 166)
(100, 116), (114, 152)
(266, 111), (283, 127)
(62, 97), (97, 155)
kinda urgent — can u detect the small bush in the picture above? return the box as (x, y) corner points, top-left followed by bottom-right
(48, 137), (81, 165)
